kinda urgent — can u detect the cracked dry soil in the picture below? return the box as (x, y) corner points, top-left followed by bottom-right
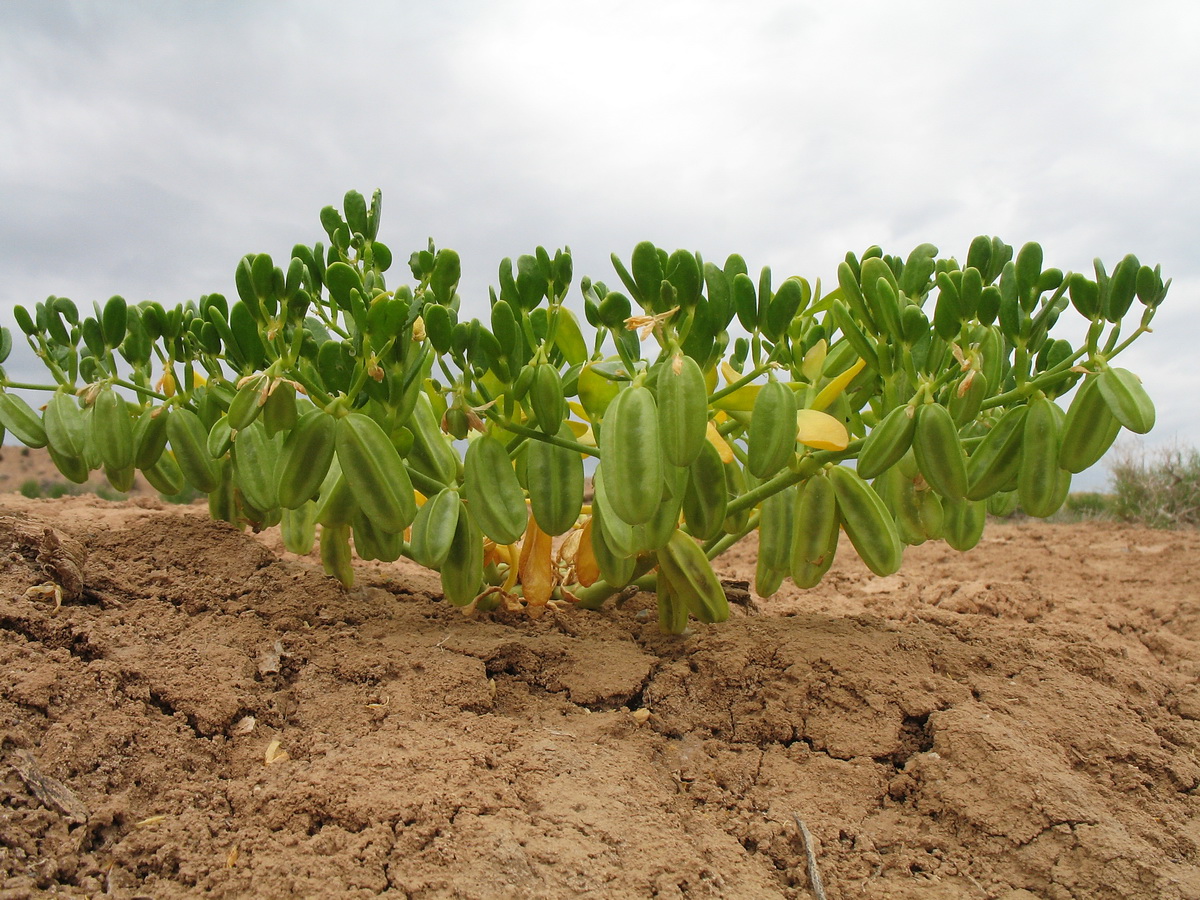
(1, 470), (1200, 897)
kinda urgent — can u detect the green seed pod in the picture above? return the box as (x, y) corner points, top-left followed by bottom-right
(227, 374), (268, 433)
(320, 523), (354, 588)
(942, 496), (986, 551)
(987, 490), (1019, 518)
(828, 464), (903, 577)
(1058, 376), (1122, 473)
(948, 371), (988, 427)
(335, 412), (417, 534)
(208, 456), (239, 527)
(44, 391), (87, 461)
(856, 404), (917, 481)
(91, 386), (135, 472)
(440, 508), (483, 607)
(656, 352), (709, 468)
(1018, 396), (1065, 518)
(463, 434), (527, 545)
(133, 405), (170, 469)
(912, 403), (968, 500)
(46, 443), (89, 485)
(530, 363), (567, 434)
(409, 489), (462, 570)
(277, 409), (337, 509)
(681, 440), (728, 541)
(1097, 367), (1155, 434)
(207, 415), (234, 460)
(746, 380), (797, 480)
(262, 380), (298, 438)
(966, 406), (1028, 501)
(790, 472), (839, 589)
(592, 464), (636, 558)
(231, 421), (282, 516)
(757, 485), (795, 576)
(166, 407), (221, 494)
(657, 530), (730, 624)
(599, 385), (662, 526)
(0, 392), (49, 448)
(406, 393), (459, 488)
(141, 449), (185, 496)
(526, 422), (584, 535)
(654, 567), (690, 635)
(280, 502), (318, 555)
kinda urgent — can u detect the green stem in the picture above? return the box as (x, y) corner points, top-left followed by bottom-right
(572, 558), (657, 610)
(501, 419), (600, 458)
(2, 380), (64, 392)
(708, 363), (772, 405)
(111, 378), (169, 402)
(980, 344), (1088, 410)
(701, 511), (761, 560)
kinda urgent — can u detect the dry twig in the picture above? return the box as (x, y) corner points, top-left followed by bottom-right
(792, 812), (827, 900)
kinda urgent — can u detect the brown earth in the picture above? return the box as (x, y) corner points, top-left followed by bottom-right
(2, 445), (1199, 899)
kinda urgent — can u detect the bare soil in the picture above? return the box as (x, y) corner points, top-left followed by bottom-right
(2, 446), (1199, 899)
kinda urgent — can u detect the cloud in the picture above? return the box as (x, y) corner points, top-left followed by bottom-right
(1, 0), (1197, 463)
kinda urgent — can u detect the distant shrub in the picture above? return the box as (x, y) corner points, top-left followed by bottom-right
(1061, 492), (1114, 521)
(19, 478), (41, 499)
(1108, 442), (1200, 529)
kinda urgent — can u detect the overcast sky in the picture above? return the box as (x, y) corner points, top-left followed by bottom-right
(2, 1), (1197, 489)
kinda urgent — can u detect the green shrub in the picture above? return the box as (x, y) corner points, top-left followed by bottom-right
(1108, 442), (1200, 528)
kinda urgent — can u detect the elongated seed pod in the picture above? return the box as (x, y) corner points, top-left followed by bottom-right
(874, 466), (926, 546)
(657, 529), (730, 624)
(407, 393), (459, 487)
(280, 502), (318, 555)
(262, 379), (298, 437)
(757, 485), (795, 576)
(0, 392), (48, 448)
(942, 495), (986, 551)
(167, 407), (220, 493)
(277, 409), (337, 509)
(912, 402), (968, 500)
(856, 404), (916, 480)
(227, 374), (267, 433)
(1017, 396), (1064, 518)
(655, 566), (690, 635)
(133, 405), (170, 469)
(441, 508), (483, 607)
(530, 363), (567, 434)
(335, 412), (416, 534)
(463, 435), (527, 545)
(526, 422), (584, 535)
(828, 464), (903, 577)
(590, 507), (636, 589)
(141, 449), (185, 496)
(47, 443), (89, 484)
(599, 385), (662, 526)
(656, 352), (709, 468)
(44, 391), (87, 460)
(1058, 376), (1121, 474)
(320, 523), (354, 587)
(790, 473), (839, 589)
(746, 380), (797, 479)
(231, 421), (281, 516)
(1097, 367), (1155, 434)
(92, 386), (135, 472)
(681, 440), (728, 541)
(409, 488), (461, 569)
(592, 465), (636, 558)
(966, 406), (1027, 501)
